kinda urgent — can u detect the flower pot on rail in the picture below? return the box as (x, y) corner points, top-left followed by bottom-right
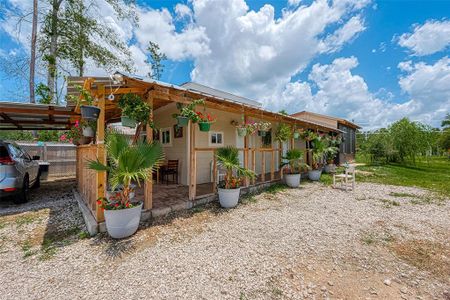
(121, 115), (137, 128)
(104, 203), (142, 239)
(80, 105), (100, 120)
(82, 126), (95, 138)
(218, 188), (241, 208)
(284, 173), (301, 188)
(293, 132), (300, 139)
(198, 122), (211, 132)
(176, 116), (189, 127)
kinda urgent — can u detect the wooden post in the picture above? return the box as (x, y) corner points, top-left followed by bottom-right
(244, 115), (249, 187)
(270, 149), (275, 181)
(252, 149), (256, 185)
(213, 150), (217, 193)
(95, 85), (106, 222)
(261, 150), (266, 182)
(189, 122), (197, 200)
(144, 94), (153, 210)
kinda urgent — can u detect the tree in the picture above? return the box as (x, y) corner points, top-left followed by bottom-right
(442, 113), (450, 129)
(146, 41), (167, 80)
(29, 0), (38, 103)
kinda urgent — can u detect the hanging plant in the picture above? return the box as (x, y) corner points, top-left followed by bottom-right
(196, 111), (216, 132)
(256, 121), (271, 136)
(172, 99), (205, 126)
(234, 115), (257, 137)
(118, 93), (152, 128)
(70, 85), (100, 120)
(275, 123), (292, 142)
(293, 125), (300, 139)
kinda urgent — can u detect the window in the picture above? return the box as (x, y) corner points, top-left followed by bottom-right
(209, 132), (224, 146)
(160, 127), (172, 147)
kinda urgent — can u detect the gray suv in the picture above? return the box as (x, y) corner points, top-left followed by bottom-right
(0, 141), (40, 203)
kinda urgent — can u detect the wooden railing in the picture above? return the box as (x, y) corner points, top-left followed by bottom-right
(76, 145), (98, 216)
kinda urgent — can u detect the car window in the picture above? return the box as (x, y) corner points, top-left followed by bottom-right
(7, 144), (20, 158)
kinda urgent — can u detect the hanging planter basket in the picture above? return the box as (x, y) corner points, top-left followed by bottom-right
(198, 122), (211, 132)
(293, 132), (300, 139)
(176, 116), (189, 127)
(258, 130), (267, 137)
(121, 115), (137, 128)
(80, 105), (100, 120)
(237, 127), (247, 137)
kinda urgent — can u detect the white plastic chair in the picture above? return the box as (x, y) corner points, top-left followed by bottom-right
(333, 164), (356, 191)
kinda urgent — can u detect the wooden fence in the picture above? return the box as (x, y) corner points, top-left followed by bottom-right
(76, 145), (98, 214)
(17, 142), (76, 178)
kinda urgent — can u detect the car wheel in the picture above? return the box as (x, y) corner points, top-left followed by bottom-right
(32, 172), (41, 189)
(14, 175), (30, 204)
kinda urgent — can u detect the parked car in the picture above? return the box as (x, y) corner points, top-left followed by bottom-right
(0, 140), (40, 203)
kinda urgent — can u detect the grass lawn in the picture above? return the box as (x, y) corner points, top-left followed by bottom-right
(348, 156), (450, 197)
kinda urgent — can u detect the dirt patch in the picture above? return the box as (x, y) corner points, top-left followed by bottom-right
(391, 239), (450, 282)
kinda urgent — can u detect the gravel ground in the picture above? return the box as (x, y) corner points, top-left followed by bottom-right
(0, 180), (449, 300)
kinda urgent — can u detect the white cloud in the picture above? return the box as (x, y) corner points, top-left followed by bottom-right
(287, 0), (302, 7)
(398, 19), (450, 56)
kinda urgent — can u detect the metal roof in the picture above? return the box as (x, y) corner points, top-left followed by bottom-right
(0, 101), (77, 130)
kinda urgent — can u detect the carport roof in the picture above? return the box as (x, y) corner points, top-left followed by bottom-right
(0, 101), (78, 130)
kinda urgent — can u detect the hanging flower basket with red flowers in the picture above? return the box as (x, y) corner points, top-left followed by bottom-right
(196, 111), (216, 132)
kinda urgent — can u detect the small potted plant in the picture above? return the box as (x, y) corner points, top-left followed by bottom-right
(88, 131), (164, 239)
(282, 149), (309, 188)
(324, 135), (341, 173)
(73, 86), (100, 120)
(216, 146), (255, 208)
(118, 93), (151, 128)
(59, 120), (91, 145)
(172, 99), (205, 127)
(81, 119), (96, 138)
(293, 126), (300, 139)
(196, 111), (216, 132)
(257, 121), (271, 137)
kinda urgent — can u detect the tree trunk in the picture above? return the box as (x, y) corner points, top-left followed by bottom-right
(29, 0), (38, 104)
(47, 0), (60, 103)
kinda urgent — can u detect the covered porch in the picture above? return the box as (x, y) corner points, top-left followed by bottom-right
(69, 74), (337, 226)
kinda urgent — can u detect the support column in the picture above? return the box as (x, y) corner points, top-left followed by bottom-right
(189, 122), (197, 200)
(252, 150), (256, 185)
(270, 149), (275, 181)
(95, 85), (106, 222)
(244, 115), (249, 187)
(261, 151), (266, 182)
(144, 93), (153, 210)
(213, 150), (217, 193)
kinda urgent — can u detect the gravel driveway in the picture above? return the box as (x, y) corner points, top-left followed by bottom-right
(0, 180), (449, 299)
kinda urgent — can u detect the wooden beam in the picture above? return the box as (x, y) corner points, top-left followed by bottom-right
(252, 149), (256, 185)
(189, 122), (197, 200)
(213, 149), (217, 193)
(261, 150), (265, 182)
(0, 107), (78, 116)
(95, 85), (106, 222)
(244, 115), (249, 187)
(0, 119), (73, 126)
(0, 113), (22, 129)
(144, 95), (154, 210)
(271, 147), (275, 181)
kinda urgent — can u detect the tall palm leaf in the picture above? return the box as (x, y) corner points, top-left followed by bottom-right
(282, 149), (308, 174)
(216, 146), (255, 188)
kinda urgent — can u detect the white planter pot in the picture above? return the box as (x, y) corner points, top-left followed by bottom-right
(284, 173), (301, 188)
(82, 126), (95, 137)
(308, 169), (322, 181)
(103, 203), (142, 239)
(218, 188), (241, 208)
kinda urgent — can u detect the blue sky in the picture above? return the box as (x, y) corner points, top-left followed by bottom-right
(1, 0), (449, 129)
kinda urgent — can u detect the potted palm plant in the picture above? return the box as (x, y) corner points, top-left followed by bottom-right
(308, 134), (327, 181)
(323, 135), (341, 173)
(88, 131), (164, 239)
(282, 149), (309, 188)
(216, 146), (255, 208)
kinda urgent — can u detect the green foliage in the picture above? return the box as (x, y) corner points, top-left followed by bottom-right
(439, 129), (450, 151)
(278, 109), (288, 116)
(172, 99), (205, 123)
(0, 130), (34, 141)
(274, 123), (292, 142)
(146, 41), (167, 80)
(215, 146), (255, 189)
(88, 131), (164, 206)
(282, 149), (308, 174)
(358, 118), (442, 164)
(441, 113), (450, 129)
(38, 130), (60, 142)
(36, 83), (52, 104)
(118, 93), (152, 125)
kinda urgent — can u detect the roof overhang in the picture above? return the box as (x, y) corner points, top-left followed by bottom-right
(0, 101), (78, 130)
